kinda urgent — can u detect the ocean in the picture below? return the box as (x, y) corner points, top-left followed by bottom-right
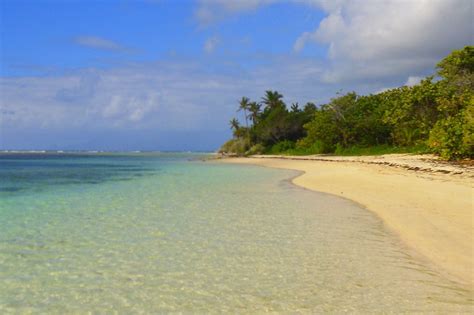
(0, 152), (471, 313)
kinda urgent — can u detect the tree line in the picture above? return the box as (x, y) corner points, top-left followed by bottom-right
(220, 46), (473, 160)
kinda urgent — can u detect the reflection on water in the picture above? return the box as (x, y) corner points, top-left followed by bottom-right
(0, 153), (472, 313)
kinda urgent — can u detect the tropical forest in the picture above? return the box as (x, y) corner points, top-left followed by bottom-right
(220, 46), (473, 160)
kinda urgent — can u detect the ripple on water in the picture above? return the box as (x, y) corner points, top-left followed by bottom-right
(0, 155), (472, 313)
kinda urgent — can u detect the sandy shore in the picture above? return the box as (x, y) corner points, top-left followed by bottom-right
(219, 154), (473, 287)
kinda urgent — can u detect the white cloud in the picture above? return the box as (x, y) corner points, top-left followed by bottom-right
(74, 36), (127, 52)
(293, 0), (472, 83)
(100, 92), (161, 125)
(404, 76), (423, 87)
(0, 56), (342, 134)
(293, 31), (312, 53)
(0, 62), (234, 133)
(196, 0), (471, 83)
(204, 36), (219, 53)
(0, 53), (413, 150)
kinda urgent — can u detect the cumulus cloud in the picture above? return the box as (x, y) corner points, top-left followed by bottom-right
(74, 36), (128, 52)
(196, 0), (471, 84)
(293, 0), (472, 83)
(100, 93), (162, 125)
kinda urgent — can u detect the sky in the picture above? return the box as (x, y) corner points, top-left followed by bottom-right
(0, 0), (472, 151)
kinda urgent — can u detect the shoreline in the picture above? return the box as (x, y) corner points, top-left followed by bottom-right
(218, 154), (473, 287)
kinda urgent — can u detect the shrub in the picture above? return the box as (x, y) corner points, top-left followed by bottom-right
(219, 138), (249, 155)
(428, 107), (473, 159)
(268, 140), (295, 154)
(245, 143), (265, 156)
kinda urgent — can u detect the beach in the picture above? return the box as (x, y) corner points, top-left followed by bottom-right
(1, 152), (473, 312)
(221, 154), (474, 287)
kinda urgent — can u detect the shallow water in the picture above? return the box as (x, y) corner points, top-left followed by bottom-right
(0, 153), (472, 313)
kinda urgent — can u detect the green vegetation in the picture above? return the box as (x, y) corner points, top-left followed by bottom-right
(220, 46), (474, 160)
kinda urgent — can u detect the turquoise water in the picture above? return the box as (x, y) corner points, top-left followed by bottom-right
(0, 153), (472, 313)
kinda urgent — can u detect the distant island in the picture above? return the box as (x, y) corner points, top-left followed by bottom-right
(221, 46), (473, 160)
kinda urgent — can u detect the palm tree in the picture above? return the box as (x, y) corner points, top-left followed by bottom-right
(248, 101), (261, 124)
(229, 118), (240, 132)
(291, 102), (300, 112)
(237, 97), (250, 129)
(262, 90), (284, 110)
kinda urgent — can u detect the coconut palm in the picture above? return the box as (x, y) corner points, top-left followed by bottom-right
(262, 90), (284, 110)
(248, 101), (261, 124)
(229, 118), (240, 132)
(291, 102), (300, 112)
(237, 97), (250, 129)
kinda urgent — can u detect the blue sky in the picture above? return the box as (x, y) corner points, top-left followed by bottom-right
(1, 1), (325, 74)
(0, 0), (471, 150)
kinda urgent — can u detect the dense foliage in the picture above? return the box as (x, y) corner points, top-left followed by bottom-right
(220, 47), (473, 160)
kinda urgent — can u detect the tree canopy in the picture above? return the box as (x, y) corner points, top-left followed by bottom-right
(220, 46), (473, 160)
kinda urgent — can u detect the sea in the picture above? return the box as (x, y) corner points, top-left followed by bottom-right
(0, 152), (472, 313)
